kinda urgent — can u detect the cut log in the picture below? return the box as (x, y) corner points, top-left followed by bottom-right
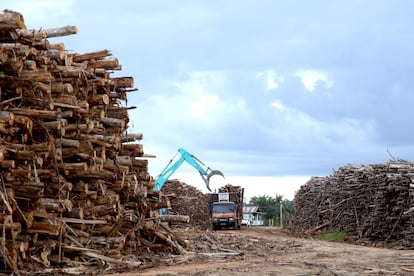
(159, 214), (190, 223)
(111, 76), (134, 88)
(23, 59), (37, 70)
(72, 49), (111, 62)
(55, 138), (80, 148)
(0, 9), (26, 30)
(116, 155), (132, 166)
(37, 198), (72, 212)
(88, 94), (110, 105)
(9, 108), (60, 119)
(16, 25), (77, 40)
(100, 117), (125, 128)
(27, 221), (61, 236)
(120, 133), (143, 143)
(18, 69), (53, 82)
(59, 218), (107, 224)
(91, 57), (120, 70)
(51, 82), (73, 94)
(57, 162), (88, 175)
(0, 110), (14, 124)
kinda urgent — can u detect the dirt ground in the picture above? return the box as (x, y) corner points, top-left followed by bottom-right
(114, 227), (414, 276)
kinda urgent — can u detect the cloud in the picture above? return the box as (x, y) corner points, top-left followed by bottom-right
(169, 70), (248, 126)
(268, 99), (378, 153)
(257, 70), (285, 90)
(294, 70), (333, 92)
(135, 69), (251, 166)
(189, 89), (219, 119)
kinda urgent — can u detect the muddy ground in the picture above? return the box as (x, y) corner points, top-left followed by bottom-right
(113, 227), (414, 276)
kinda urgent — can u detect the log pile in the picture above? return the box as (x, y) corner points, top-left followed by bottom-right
(293, 159), (414, 246)
(0, 9), (183, 274)
(162, 180), (211, 229)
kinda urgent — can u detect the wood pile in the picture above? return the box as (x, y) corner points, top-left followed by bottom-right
(0, 9), (185, 274)
(293, 159), (414, 246)
(162, 180), (211, 229)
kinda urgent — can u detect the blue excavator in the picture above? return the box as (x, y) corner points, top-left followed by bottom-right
(153, 148), (224, 192)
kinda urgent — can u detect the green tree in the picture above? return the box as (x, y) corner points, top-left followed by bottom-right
(249, 194), (294, 226)
(280, 198), (294, 226)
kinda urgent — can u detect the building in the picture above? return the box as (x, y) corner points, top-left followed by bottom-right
(242, 206), (265, 226)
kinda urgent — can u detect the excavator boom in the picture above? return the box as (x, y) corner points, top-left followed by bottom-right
(154, 148), (224, 192)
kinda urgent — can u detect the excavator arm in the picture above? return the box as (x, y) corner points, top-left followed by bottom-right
(154, 148), (224, 191)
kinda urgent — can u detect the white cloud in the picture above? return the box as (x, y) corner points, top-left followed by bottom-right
(269, 99), (377, 148)
(294, 69), (333, 92)
(190, 88), (219, 119)
(169, 70), (248, 125)
(270, 99), (317, 128)
(270, 100), (287, 111)
(257, 70), (285, 90)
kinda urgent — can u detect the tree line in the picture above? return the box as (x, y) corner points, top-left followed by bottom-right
(248, 194), (294, 226)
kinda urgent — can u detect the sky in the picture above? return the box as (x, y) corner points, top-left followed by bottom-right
(5, 1), (414, 200)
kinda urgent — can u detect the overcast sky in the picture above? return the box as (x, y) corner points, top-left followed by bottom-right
(6, 1), (414, 200)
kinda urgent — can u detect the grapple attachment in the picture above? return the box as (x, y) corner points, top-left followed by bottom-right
(204, 170), (225, 191)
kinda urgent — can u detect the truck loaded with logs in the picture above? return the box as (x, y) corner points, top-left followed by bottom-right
(209, 185), (244, 230)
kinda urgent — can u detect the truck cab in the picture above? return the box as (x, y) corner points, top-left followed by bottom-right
(211, 201), (238, 230)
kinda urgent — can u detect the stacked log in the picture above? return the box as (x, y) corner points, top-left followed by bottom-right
(162, 180), (211, 229)
(0, 9), (182, 274)
(293, 159), (414, 246)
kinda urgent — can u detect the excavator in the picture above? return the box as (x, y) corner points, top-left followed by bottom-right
(153, 148), (224, 192)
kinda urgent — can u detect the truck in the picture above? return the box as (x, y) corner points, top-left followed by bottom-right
(209, 186), (244, 230)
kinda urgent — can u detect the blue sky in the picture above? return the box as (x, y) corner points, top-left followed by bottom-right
(6, 1), (414, 200)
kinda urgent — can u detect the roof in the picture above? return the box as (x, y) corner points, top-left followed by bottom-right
(243, 206), (264, 213)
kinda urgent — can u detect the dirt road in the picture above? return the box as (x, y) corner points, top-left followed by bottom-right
(116, 227), (414, 275)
